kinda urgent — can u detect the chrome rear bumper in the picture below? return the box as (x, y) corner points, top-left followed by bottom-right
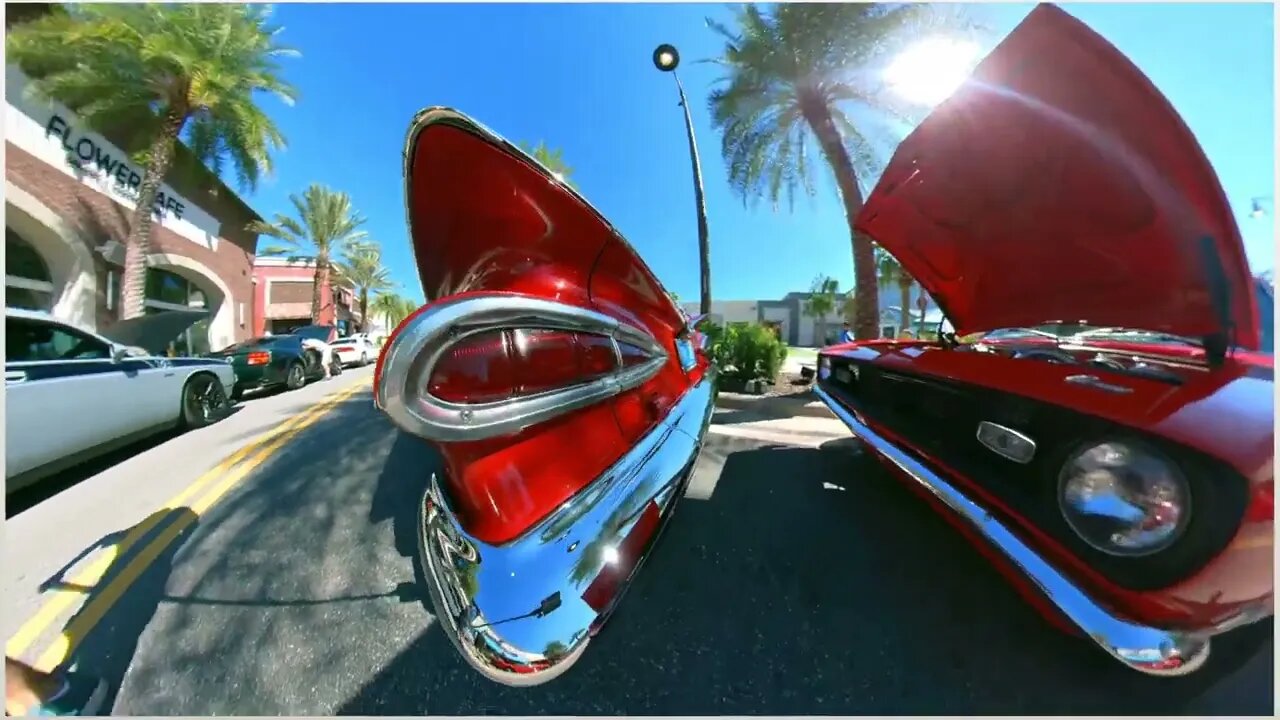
(417, 371), (715, 686)
(814, 384), (1222, 677)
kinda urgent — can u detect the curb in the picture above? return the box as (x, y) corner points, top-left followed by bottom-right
(714, 390), (835, 419)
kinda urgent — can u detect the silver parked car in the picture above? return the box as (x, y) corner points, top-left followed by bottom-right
(5, 307), (236, 494)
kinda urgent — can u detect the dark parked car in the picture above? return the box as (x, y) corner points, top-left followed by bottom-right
(210, 333), (328, 399)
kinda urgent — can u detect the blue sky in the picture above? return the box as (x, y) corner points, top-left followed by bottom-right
(245, 2), (1275, 307)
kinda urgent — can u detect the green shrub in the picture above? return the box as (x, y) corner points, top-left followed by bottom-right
(701, 320), (787, 383)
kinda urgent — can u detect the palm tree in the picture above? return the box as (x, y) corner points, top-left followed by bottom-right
(876, 247), (914, 337)
(397, 296), (418, 326)
(249, 184), (369, 324)
(371, 291), (403, 333)
(706, 3), (968, 340)
(518, 140), (575, 188)
(841, 289), (858, 325)
(542, 641), (569, 660)
(6, 4), (298, 319)
(334, 242), (392, 333)
(371, 291), (418, 335)
(802, 275), (840, 346)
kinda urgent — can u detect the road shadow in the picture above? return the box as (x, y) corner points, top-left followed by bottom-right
(368, 430), (438, 581)
(336, 441), (1272, 716)
(232, 383), (294, 403)
(6, 407), (243, 518)
(107, 395), (427, 715)
(34, 507), (197, 714)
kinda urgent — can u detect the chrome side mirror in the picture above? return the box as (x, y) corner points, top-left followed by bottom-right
(110, 344), (130, 363)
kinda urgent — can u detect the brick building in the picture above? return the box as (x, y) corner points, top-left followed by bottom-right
(4, 42), (263, 355)
(251, 257), (362, 337)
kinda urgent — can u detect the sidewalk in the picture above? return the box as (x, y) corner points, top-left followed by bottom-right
(784, 346), (820, 375)
(714, 386), (833, 419)
(707, 409), (852, 448)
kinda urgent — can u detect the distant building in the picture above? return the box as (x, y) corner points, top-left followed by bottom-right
(5, 56), (263, 355)
(251, 257), (362, 337)
(683, 284), (938, 347)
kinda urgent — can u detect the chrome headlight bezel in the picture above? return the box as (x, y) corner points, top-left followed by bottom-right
(1056, 439), (1192, 558)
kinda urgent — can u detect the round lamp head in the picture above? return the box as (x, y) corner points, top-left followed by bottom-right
(653, 44), (679, 72)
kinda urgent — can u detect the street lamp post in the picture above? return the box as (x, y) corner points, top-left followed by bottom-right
(1250, 196), (1273, 219)
(653, 43), (711, 316)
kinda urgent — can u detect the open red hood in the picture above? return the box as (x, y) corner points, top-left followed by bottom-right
(856, 4), (1260, 353)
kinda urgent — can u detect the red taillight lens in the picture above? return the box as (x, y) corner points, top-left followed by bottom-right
(428, 330), (516, 403)
(617, 341), (650, 368)
(247, 351), (271, 366)
(426, 328), (641, 404)
(510, 329), (583, 395)
(576, 333), (617, 379)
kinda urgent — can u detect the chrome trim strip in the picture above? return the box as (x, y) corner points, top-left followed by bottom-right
(814, 383), (1216, 677)
(400, 106), (685, 322)
(376, 294), (668, 442)
(1065, 373), (1135, 394)
(418, 369), (715, 686)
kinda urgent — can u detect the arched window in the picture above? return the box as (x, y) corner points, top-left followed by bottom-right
(5, 228), (54, 311)
(144, 267), (196, 308)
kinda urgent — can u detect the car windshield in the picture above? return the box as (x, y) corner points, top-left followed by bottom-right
(1068, 327), (1203, 347)
(956, 323), (1203, 347)
(982, 328), (1063, 341)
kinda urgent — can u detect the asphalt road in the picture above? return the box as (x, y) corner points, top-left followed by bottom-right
(4, 372), (1273, 715)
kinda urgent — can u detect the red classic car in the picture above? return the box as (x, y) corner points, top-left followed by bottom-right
(816, 4), (1273, 685)
(373, 108), (714, 686)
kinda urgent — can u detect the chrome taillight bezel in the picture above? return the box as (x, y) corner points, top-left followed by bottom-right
(376, 294), (668, 442)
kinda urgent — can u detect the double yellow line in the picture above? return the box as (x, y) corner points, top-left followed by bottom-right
(6, 378), (372, 672)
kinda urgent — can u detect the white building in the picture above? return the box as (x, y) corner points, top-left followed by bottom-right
(684, 284), (940, 347)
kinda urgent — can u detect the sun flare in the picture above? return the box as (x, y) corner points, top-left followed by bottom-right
(884, 37), (982, 106)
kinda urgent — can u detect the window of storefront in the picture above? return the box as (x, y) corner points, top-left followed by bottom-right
(144, 268), (211, 357)
(270, 319), (308, 336)
(6, 229), (55, 311)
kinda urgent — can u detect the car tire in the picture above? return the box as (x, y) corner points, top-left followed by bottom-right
(285, 361), (307, 390)
(180, 373), (229, 430)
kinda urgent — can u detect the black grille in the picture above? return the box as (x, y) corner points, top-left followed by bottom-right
(821, 358), (1250, 591)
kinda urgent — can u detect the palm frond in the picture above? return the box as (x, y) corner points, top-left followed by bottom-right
(705, 2), (979, 210)
(248, 183), (368, 263)
(6, 2), (299, 193)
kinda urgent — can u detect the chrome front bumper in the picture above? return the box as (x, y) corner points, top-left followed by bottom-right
(417, 370), (715, 686)
(814, 384), (1226, 677)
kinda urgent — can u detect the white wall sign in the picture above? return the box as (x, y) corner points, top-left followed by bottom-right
(4, 65), (223, 252)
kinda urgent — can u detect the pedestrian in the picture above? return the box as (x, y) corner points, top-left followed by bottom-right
(838, 322), (855, 344)
(5, 657), (107, 716)
(299, 335), (334, 379)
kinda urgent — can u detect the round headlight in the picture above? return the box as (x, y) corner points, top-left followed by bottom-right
(818, 356), (832, 380)
(1057, 441), (1190, 557)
